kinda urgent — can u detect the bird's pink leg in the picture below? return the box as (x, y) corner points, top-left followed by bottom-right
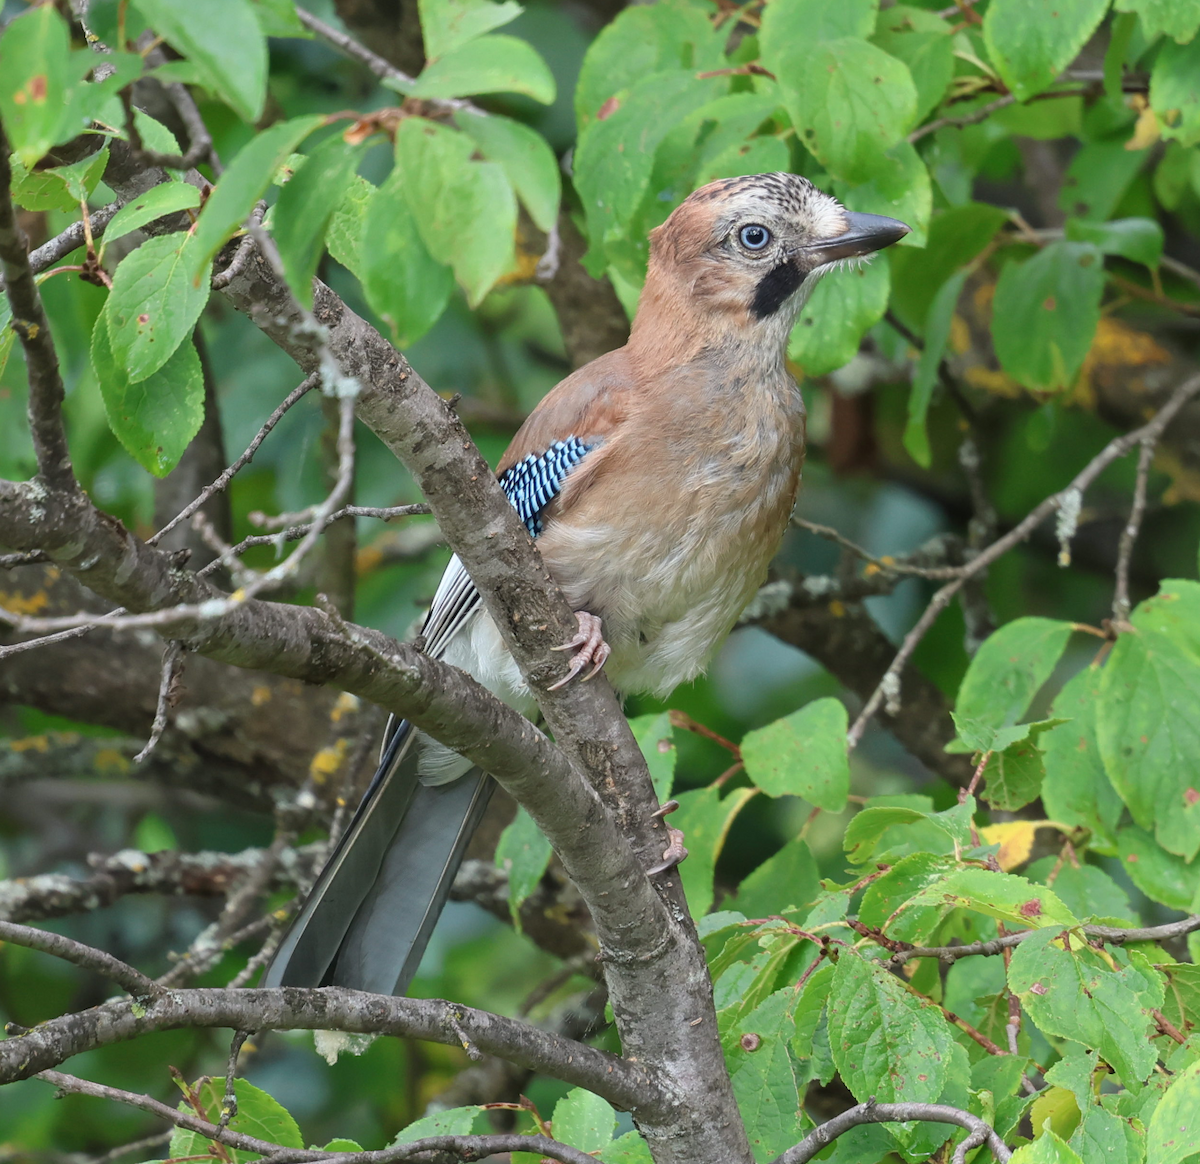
(646, 798), (688, 875)
(547, 611), (611, 690)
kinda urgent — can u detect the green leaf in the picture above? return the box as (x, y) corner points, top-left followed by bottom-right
(835, 139), (931, 247)
(734, 837), (821, 921)
(419, 0), (523, 61)
(1065, 217), (1164, 268)
(1009, 1130), (1086, 1164)
(91, 314), (204, 478)
(10, 147), (109, 213)
(408, 35), (555, 103)
(1058, 140), (1149, 223)
(982, 0), (1109, 101)
(273, 133), (363, 311)
(904, 269), (966, 467)
(978, 720), (1067, 812)
(1071, 1098), (1146, 1164)
(1041, 666), (1124, 850)
(773, 38), (917, 183)
(574, 70), (723, 273)
(600, 1131), (654, 1164)
(1129, 577), (1200, 657)
(890, 202), (1008, 331)
(574, 3), (725, 132)
(872, 6), (956, 125)
(495, 805), (552, 921)
(456, 111), (560, 233)
(902, 866), (1078, 933)
(1026, 858), (1135, 924)
(672, 785), (756, 917)
(739, 697), (849, 812)
(552, 1089), (616, 1153)
(955, 617), (1075, 732)
(169, 1078), (302, 1162)
(858, 852), (961, 942)
(1098, 586), (1200, 860)
(1009, 928), (1159, 1085)
(992, 241), (1104, 392)
(395, 117), (517, 306)
(326, 174), (376, 278)
(1116, 826), (1200, 912)
(130, 0), (267, 123)
(189, 115), (324, 276)
(131, 108), (183, 158)
(0, 6), (74, 168)
(697, 135), (791, 188)
(1115, 0), (1200, 43)
(1151, 37), (1200, 148)
(105, 235), (212, 383)
(628, 711), (676, 803)
(828, 950), (954, 1105)
(321, 1140), (364, 1152)
(103, 182), (202, 247)
(250, 0), (311, 38)
(760, 0), (877, 45)
(787, 258), (890, 377)
(390, 1106), (482, 1144)
(843, 799), (974, 865)
(726, 988), (809, 1162)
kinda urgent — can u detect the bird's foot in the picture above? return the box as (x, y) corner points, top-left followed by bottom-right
(548, 611), (611, 690)
(646, 799), (688, 875)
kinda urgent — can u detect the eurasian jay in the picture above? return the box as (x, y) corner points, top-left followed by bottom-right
(264, 172), (909, 996)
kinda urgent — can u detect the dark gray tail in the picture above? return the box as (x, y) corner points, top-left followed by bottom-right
(262, 723), (493, 996)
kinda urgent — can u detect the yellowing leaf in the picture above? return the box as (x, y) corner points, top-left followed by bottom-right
(981, 821), (1043, 871)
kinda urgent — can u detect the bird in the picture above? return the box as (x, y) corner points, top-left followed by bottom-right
(263, 172), (909, 997)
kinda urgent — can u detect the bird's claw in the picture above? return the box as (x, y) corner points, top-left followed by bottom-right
(547, 611), (611, 690)
(646, 799), (689, 875)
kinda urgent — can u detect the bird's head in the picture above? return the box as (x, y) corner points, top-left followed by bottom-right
(637, 172), (909, 351)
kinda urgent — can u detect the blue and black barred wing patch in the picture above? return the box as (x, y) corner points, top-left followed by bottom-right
(499, 436), (595, 537)
(420, 437), (595, 660)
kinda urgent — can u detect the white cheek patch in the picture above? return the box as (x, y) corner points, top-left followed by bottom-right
(807, 193), (851, 242)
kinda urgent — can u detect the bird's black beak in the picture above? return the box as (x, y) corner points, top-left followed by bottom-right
(809, 212), (910, 262)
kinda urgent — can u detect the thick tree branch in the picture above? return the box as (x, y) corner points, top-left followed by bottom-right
(2, 987), (653, 1112)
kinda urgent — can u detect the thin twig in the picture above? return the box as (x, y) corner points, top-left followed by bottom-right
(0, 920), (161, 997)
(36, 1070), (604, 1164)
(21, 201), (125, 278)
(847, 374), (1200, 747)
(1112, 438), (1154, 624)
(909, 95), (1016, 143)
(133, 641), (184, 763)
(792, 519), (965, 580)
(0, 129), (76, 487)
(0, 551), (48, 568)
(217, 1029), (252, 1130)
(883, 913), (1200, 966)
(83, 1130), (172, 1164)
(210, 202), (266, 290)
(197, 504), (432, 577)
(150, 374), (319, 546)
(767, 1100), (1011, 1164)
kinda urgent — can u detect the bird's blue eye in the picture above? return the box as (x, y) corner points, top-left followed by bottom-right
(739, 224), (771, 251)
